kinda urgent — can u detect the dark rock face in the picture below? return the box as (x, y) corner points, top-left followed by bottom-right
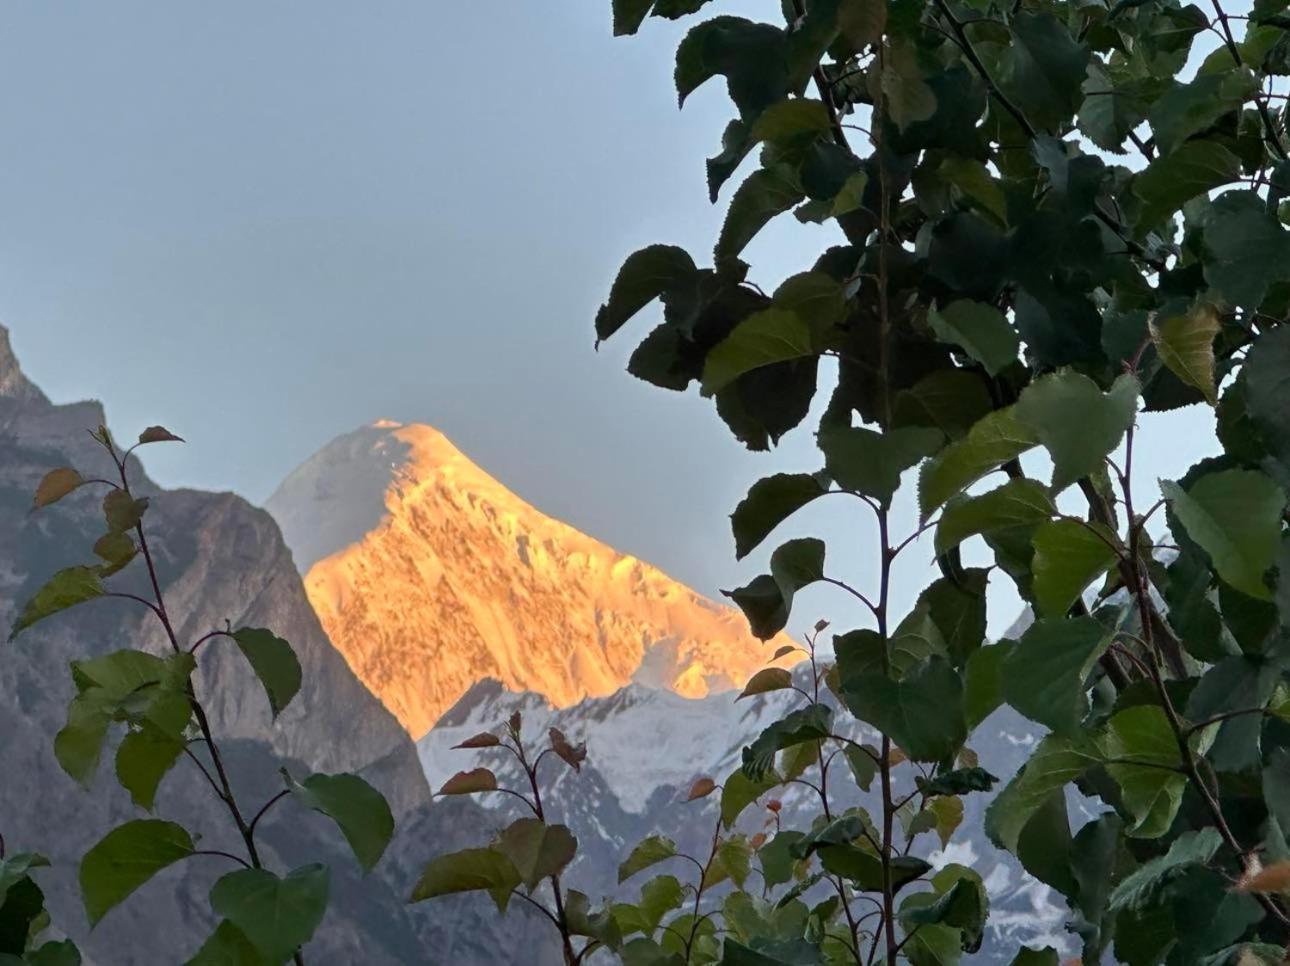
(0, 325), (559, 964)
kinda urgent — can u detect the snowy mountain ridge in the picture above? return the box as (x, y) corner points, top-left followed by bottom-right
(265, 421), (797, 738)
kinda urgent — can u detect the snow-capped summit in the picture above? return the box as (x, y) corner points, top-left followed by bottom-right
(265, 420), (796, 737)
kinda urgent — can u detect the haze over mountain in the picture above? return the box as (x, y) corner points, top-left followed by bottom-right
(266, 421), (797, 737)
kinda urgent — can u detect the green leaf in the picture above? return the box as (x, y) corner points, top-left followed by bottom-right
(1164, 469), (1285, 600)
(25, 941), (82, 966)
(230, 628), (302, 718)
(820, 426), (942, 506)
(721, 768), (780, 829)
(595, 245), (696, 343)
(737, 668), (793, 701)
(986, 733), (1102, 851)
(564, 890), (623, 951)
(749, 99), (832, 147)
(714, 167), (804, 262)
(918, 408), (1040, 518)
(115, 722), (185, 811)
(934, 479), (1056, 556)
(1149, 68), (1259, 154)
(0, 854), (48, 908)
(927, 300), (1019, 376)
(287, 772), (394, 872)
(1031, 519), (1120, 617)
(1004, 617), (1109, 735)
(964, 642), (1011, 730)
(79, 820), (194, 926)
(742, 704), (831, 779)
(1202, 190), (1290, 309)
(1242, 325), (1290, 473)
(1102, 705), (1187, 838)
(619, 836), (678, 884)
(1106, 827), (1223, 911)
(496, 819), (577, 891)
(33, 468), (84, 509)
(612, 0), (655, 36)
(622, 937), (685, 966)
(703, 836), (752, 890)
(1150, 302), (1221, 405)
(10, 566), (104, 640)
(702, 308), (813, 394)
(93, 531), (137, 576)
(893, 369), (993, 441)
(1133, 140), (1242, 233)
(1077, 63), (1157, 153)
(916, 570), (989, 667)
(1000, 12), (1090, 130)
(818, 847), (929, 893)
(209, 865), (329, 965)
(902, 873), (988, 953)
(1014, 372), (1139, 494)
(837, 0), (885, 48)
(187, 921), (263, 966)
(102, 490), (147, 534)
(408, 848), (520, 907)
(730, 473), (827, 560)
(674, 17), (787, 118)
(917, 767), (998, 798)
(638, 875), (685, 931)
(842, 656), (965, 762)
(880, 41), (936, 131)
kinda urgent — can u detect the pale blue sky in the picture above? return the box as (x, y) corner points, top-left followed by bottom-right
(0, 3), (1219, 638)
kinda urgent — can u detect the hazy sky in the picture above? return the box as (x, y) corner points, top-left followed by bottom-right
(0, 3), (1221, 639)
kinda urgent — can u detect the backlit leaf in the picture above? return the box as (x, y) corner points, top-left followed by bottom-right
(437, 768), (499, 796)
(33, 468), (84, 509)
(10, 567), (105, 640)
(737, 667), (792, 700)
(1150, 302), (1221, 405)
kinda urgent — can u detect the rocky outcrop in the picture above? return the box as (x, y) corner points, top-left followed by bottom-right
(0, 325), (554, 964)
(267, 421), (796, 737)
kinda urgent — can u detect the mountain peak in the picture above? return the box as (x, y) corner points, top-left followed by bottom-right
(267, 422), (796, 738)
(0, 324), (48, 405)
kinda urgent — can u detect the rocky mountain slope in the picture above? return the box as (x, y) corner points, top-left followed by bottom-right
(0, 325), (557, 964)
(266, 421), (796, 737)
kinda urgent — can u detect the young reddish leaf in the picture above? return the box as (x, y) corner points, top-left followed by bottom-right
(549, 728), (587, 772)
(813, 619), (829, 633)
(737, 667), (793, 701)
(34, 467), (84, 508)
(686, 777), (717, 802)
(1237, 859), (1290, 894)
(452, 732), (501, 750)
(438, 768), (499, 796)
(507, 711), (522, 736)
(137, 425), (185, 445)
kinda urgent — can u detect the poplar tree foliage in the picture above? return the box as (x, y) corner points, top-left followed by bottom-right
(6, 427), (395, 965)
(589, 0), (1290, 962)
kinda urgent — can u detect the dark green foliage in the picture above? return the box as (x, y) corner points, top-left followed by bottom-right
(594, 0), (1290, 956)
